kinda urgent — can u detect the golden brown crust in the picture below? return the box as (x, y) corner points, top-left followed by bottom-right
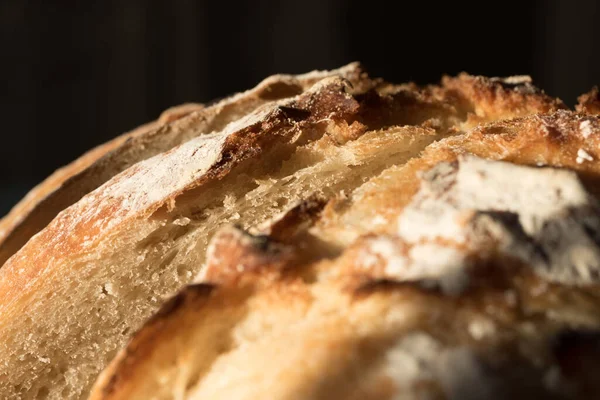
(1, 65), (586, 399)
(0, 77), (361, 310)
(437, 73), (567, 127)
(0, 103), (203, 268)
(0, 64), (369, 269)
(202, 226), (296, 284)
(0, 69), (562, 271)
(97, 283), (218, 400)
(0, 74), (383, 399)
(91, 109), (600, 399)
(577, 86), (600, 115)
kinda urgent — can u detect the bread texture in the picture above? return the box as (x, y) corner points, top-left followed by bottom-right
(0, 65), (571, 399)
(0, 103), (205, 268)
(0, 64), (366, 269)
(91, 110), (600, 400)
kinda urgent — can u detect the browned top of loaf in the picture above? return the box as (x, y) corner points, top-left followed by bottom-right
(0, 67), (565, 310)
(0, 63), (579, 400)
(91, 109), (600, 399)
(0, 77), (364, 311)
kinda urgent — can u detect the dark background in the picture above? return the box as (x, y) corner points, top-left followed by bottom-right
(1, 0), (599, 216)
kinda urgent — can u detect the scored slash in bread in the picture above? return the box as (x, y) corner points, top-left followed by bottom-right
(0, 63), (579, 399)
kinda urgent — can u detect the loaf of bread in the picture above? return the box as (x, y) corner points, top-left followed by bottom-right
(0, 63), (591, 399)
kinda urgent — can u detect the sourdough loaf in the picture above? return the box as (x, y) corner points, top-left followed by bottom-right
(92, 110), (600, 400)
(0, 64), (570, 399)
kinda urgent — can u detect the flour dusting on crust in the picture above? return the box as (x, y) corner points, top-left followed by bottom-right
(398, 155), (600, 285)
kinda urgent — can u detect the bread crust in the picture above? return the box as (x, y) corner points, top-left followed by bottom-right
(0, 66), (573, 399)
(577, 86), (600, 115)
(0, 103), (204, 267)
(91, 109), (600, 400)
(0, 77), (360, 309)
(0, 74), (382, 399)
(0, 63), (368, 269)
